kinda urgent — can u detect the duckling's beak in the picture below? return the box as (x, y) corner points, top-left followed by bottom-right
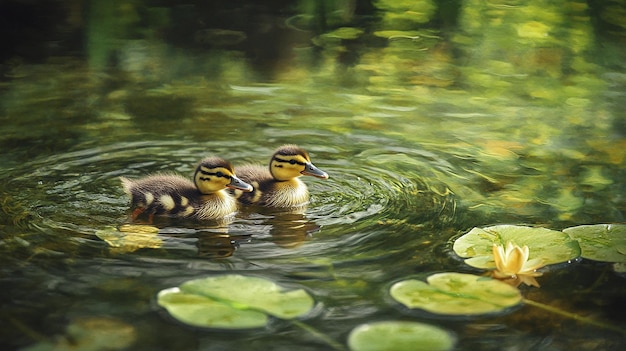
(228, 175), (254, 192)
(302, 163), (329, 179)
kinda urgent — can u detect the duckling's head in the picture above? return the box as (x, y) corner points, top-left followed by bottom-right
(269, 145), (329, 181)
(194, 157), (253, 194)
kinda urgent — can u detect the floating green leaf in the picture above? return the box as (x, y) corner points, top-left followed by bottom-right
(453, 225), (580, 269)
(157, 275), (314, 329)
(390, 273), (522, 315)
(96, 225), (162, 253)
(563, 224), (626, 263)
(348, 321), (455, 351)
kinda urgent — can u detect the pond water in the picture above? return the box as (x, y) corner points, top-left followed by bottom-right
(1, 1), (625, 350)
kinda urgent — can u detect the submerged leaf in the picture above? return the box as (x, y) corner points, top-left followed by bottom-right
(390, 273), (522, 315)
(348, 321), (455, 351)
(563, 224), (626, 263)
(66, 317), (137, 349)
(21, 317), (137, 351)
(453, 225), (580, 269)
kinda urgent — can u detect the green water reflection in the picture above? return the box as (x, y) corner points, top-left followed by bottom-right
(1, 1), (625, 350)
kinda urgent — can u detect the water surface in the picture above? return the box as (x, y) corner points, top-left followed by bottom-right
(1, 1), (625, 350)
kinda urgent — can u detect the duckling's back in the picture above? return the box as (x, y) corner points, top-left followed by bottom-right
(121, 175), (200, 218)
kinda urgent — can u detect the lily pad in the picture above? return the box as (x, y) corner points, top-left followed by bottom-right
(563, 224), (626, 263)
(390, 273), (522, 315)
(157, 275), (314, 329)
(157, 288), (268, 329)
(453, 225), (580, 269)
(348, 321), (455, 351)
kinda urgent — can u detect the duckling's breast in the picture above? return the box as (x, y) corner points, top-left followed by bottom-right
(230, 165), (310, 208)
(194, 191), (238, 219)
(264, 178), (309, 208)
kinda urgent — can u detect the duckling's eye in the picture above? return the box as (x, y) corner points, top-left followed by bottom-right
(216, 171), (224, 178)
(274, 156), (306, 166)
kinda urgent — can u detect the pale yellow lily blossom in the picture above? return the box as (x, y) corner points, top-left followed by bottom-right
(491, 241), (545, 287)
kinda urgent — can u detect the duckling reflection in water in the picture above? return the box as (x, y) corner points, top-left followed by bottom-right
(196, 232), (252, 258)
(231, 145), (329, 208)
(268, 212), (321, 248)
(120, 157), (253, 222)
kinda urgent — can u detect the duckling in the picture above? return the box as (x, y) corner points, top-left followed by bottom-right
(231, 145), (328, 208)
(120, 157), (253, 221)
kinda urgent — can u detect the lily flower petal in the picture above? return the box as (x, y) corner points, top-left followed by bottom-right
(492, 243), (507, 272)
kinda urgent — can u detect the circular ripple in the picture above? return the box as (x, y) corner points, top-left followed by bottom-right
(1, 140), (457, 261)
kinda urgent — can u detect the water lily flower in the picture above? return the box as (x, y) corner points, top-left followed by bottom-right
(491, 241), (545, 287)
